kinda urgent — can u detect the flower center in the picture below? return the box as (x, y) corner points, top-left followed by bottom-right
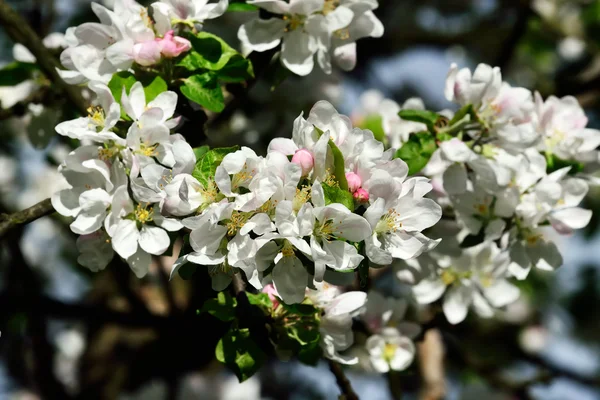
(198, 179), (222, 208)
(323, 0), (340, 15)
(316, 219), (338, 240)
(87, 106), (105, 129)
(226, 210), (249, 236)
(138, 143), (159, 157)
(441, 268), (472, 286)
(281, 240), (295, 258)
(375, 209), (402, 234)
(98, 146), (119, 161)
(383, 343), (397, 363)
(231, 165), (255, 190)
(135, 204), (153, 224)
(293, 186), (311, 212)
(283, 14), (305, 31)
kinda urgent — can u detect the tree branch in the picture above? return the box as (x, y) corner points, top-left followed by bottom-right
(0, 0), (88, 115)
(328, 359), (359, 400)
(0, 198), (54, 237)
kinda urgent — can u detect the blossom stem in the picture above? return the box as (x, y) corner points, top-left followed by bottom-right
(0, 198), (54, 238)
(0, 0), (88, 115)
(327, 359), (359, 400)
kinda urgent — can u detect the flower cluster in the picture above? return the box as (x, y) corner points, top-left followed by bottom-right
(238, 0), (384, 75)
(171, 100), (442, 298)
(378, 63), (599, 324)
(57, 0), (227, 84)
(52, 81), (193, 277)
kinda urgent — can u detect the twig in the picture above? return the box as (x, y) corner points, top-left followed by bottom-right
(0, 198), (54, 238)
(417, 329), (446, 400)
(327, 359), (359, 400)
(0, 0), (88, 115)
(494, 0), (533, 70)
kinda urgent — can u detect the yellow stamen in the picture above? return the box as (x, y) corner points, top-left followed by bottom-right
(383, 343), (397, 363)
(135, 204), (154, 224)
(323, 0), (340, 15)
(375, 208), (403, 234)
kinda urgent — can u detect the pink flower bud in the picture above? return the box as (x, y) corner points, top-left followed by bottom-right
(262, 284), (280, 309)
(353, 188), (369, 203)
(157, 30), (192, 58)
(345, 172), (362, 193)
(133, 40), (162, 66)
(291, 149), (314, 176)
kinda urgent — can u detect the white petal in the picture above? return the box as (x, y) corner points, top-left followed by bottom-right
(273, 256), (309, 304)
(112, 219), (140, 259)
(127, 247), (151, 278)
(237, 18), (286, 55)
(139, 225), (170, 255)
(443, 285), (472, 324)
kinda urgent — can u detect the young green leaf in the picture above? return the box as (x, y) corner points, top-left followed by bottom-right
(193, 145), (210, 160)
(246, 292), (273, 310)
(394, 131), (437, 175)
(178, 32), (240, 72)
(108, 72), (168, 118)
(216, 328), (266, 382)
(322, 184), (355, 211)
(227, 2), (259, 12)
(218, 54), (255, 83)
(193, 146), (240, 186)
(180, 73), (225, 112)
(398, 109), (440, 132)
(201, 292), (238, 322)
(360, 114), (386, 142)
(327, 140), (349, 191)
(0, 62), (38, 86)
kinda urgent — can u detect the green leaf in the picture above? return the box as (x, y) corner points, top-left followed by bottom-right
(193, 145), (210, 160)
(322, 183), (354, 212)
(246, 292), (273, 310)
(398, 109), (440, 132)
(545, 154), (584, 175)
(361, 115), (386, 143)
(449, 104), (474, 126)
(218, 54), (255, 83)
(328, 140), (349, 191)
(297, 339), (322, 366)
(201, 292), (238, 322)
(178, 32), (240, 72)
(181, 73), (225, 112)
(0, 62), (38, 87)
(192, 146), (239, 186)
(227, 3), (259, 12)
(108, 72), (167, 118)
(394, 131), (437, 175)
(216, 328), (266, 382)
(281, 303), (319, 317)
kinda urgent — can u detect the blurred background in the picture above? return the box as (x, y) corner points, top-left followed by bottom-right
(1, 0), (600, 399)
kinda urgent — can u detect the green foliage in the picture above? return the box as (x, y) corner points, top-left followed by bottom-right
(322, 183), (354, 212)
(0, 62), (38, 87)
(328, 140), (349, 191)
(201, 292), (238, 322)
(449, 104), (474, 126)
(583, 1), (600, 43)
(176, 31), (254, 111)
(227, 2), (259, 12)
(108, 72), (168, 118)
(398, 109), (440, 132)
(545, 153), (584, 175)
(180, 72), (225, 112)
(246, 292), (273, 310)
(216, 327), (266, 382)
(394, 131), (437, 175)
(192, 146), (239, 186)
(277, 302), (322, 366)
(361, 115), (386, 142)
(193, 145), (210, 160)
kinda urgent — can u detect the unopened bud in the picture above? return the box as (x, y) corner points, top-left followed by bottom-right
(353, 188), (369, 202)
(291, 149), (314, 176)
(345, 172), (362, 193)
(133, 40), (162, 66)
(157, 30), (192, 58)
(262, 284), (280, 309)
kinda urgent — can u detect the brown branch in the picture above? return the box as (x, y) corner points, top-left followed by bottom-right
(0, 198), (54, 237)
(327, 359), (359, 400)
(417, 329), (446, 400)
(0, 0), (88, 115)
